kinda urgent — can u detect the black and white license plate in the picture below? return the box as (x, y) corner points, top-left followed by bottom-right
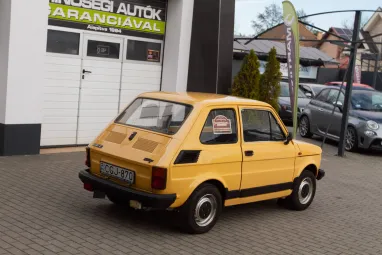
(100, 162), (135, 184)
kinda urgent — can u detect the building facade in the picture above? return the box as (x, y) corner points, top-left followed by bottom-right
(0, 0), (235, 156)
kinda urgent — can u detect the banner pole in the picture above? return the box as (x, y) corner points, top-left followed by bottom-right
(282, 1), (300, 139)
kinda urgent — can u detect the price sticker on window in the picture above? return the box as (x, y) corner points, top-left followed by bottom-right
(212, 115), (232, 134)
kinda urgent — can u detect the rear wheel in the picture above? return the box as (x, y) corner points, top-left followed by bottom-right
(299, 115), (313, 138)
(179, 183), (222, 234)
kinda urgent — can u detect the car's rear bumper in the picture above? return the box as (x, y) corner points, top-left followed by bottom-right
(79, 169), (176, 209)
(317, 169), (325, 180)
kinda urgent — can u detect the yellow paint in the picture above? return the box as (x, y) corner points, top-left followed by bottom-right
(87, 92), (322, 208)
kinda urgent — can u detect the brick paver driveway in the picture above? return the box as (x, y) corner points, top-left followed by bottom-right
(1, 135), (382, 255)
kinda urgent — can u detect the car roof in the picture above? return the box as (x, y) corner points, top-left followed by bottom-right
(299, 83), (327, 87)
(326, 81), (373, 88)
(138, 91), (271, 107)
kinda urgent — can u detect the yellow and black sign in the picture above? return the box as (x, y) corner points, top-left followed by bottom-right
(48, 0), (167, 39)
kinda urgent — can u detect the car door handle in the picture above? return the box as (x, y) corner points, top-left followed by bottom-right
(244, 150), (254, 157)
(318, 108), (324, 111)
(83, 69), (92, 74)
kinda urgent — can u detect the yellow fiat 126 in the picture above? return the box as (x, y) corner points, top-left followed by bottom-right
(79, 92), (325, 234)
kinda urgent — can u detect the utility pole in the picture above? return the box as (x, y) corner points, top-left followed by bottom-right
(338, 11), (362, 157)
(372, 53), (380, 89)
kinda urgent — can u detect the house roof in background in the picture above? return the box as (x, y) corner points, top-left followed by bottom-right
(233, 39), (338, 66)
(363, 7), (382, 32)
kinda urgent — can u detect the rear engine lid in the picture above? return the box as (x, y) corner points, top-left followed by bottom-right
(89, 123), (173, 193)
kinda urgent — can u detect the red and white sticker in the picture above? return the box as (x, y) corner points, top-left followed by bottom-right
(212, 115), (232, 134)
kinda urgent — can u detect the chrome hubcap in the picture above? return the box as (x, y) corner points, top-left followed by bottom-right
(194, 194), (217, 227)
(345, 128), (355, 150)
(298, 178), (313, 204)
(300, 117), (308, 136)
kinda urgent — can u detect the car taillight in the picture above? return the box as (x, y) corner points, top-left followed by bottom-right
(151, 167), (167, 190)
(85, 147), (91, 167)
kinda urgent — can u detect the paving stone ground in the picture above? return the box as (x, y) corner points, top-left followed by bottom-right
(0, 134), (381, 255)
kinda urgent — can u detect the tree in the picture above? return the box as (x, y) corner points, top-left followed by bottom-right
(259, 47), (282, 111)
(231, 49), (261, 100)
(251, 3), (315, 35)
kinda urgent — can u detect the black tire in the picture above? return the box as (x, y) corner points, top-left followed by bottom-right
(345, 126), (358, 152)
(299, 115), (313, 138)
(178, 183), (223, 234)
(284, 170), (316, 211)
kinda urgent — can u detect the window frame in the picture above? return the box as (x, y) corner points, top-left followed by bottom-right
(46, 28), (82, 58)
(240, 107), (287, 143)
(315, 88), (330, 102)
(123, 36), (163, 65)
(199, 108), (239, 145)
(114, 97), (193, 136)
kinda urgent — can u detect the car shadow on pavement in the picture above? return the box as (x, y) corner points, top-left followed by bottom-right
(85, 198), (285, 234)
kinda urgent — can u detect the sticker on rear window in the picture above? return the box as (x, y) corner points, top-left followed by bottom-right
(212, 115), (232, 134)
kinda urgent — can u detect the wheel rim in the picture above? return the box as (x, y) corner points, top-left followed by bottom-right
(298, 178), (314, 205)
(345, 128), (356, 151)
(194, 194), (217, 227)
(300, 117), (308, 136)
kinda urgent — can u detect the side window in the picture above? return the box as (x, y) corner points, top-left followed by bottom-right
(241, 109), (271, 142)
(269, 114), (286, 141)
(126, 40), (161, 62)
(327, 89), (344, 105)
(241, 109), (286, 142)
(200, 109), (237, 144)
(46, 29), (80, 55)
(315, 89), (330, 102)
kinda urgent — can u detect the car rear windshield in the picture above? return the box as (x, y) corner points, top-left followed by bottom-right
(115, 98), (193, 135)
(280, 83), (306, 98)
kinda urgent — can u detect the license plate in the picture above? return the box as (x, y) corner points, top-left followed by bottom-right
(100, 162), (135, 184)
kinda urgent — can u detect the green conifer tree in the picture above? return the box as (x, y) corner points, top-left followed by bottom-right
(231, 50), (261, 100)
(259, 47), (282, 111)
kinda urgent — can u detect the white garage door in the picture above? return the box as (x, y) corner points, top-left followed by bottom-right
(41, 29), (163, 147)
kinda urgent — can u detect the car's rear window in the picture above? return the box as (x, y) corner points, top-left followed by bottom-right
(115, 98), (193, 135)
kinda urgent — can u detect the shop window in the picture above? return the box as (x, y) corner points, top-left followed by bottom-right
(126, 40), (161, 62)
(87, 40), (120, 59)
(200, 109), (238, 144)
(46, 30), (80, 55)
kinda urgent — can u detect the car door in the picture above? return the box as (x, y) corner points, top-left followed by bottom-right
(325, 89), (345, 138)
(308, 88), (330, 132)
(239, 106), (296, 197)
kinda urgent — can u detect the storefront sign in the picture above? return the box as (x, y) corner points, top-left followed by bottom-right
(259, 61), (318, 80)
(48, 0), (166, 39)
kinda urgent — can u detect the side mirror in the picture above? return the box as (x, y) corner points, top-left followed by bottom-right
(284, 132), (293, 145)
(305, 92), (312, 98)
(334, 101), (343, 112)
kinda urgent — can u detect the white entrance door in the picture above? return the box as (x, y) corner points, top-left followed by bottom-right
(77, 34), (123, 145)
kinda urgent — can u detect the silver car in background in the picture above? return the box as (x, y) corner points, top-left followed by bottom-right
(299, 86), (382, 151)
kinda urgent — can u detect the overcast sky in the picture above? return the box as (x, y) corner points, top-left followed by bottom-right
(235, 0), (381, 36)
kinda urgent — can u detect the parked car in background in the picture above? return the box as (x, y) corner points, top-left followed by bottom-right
(79, 92), (325, 234)
(278, 82), (312, 125)
(299, 83), (327, 98)
(325, 81), (374, 90)
(299, 87), (382, 152)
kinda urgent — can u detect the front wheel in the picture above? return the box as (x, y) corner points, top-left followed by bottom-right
(284, 170), (316, 211)
(179, 184), (222, 234)
(345, 126), (358, 152)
